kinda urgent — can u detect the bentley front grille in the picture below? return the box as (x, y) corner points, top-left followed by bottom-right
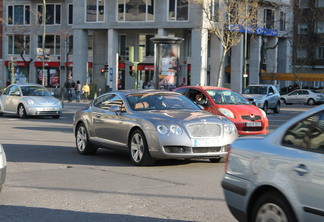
(186, 123), (221, 138)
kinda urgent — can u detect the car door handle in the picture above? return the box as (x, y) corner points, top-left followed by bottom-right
(96, 113), (102, 118)
(293, 164), (310, 176)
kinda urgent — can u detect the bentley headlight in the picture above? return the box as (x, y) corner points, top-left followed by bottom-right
(157, 125), (169, 135)
(170, 125), (183, 135)
(219, 108), (235, 118)
(27, 99), (35, 105)
(224, 122), (237, 134)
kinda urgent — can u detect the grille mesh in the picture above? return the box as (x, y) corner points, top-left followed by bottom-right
(241, 115), (261, 121)
(187, 123), (221, 138)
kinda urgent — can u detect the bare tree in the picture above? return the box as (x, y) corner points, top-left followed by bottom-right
(194, 0), (259, 87)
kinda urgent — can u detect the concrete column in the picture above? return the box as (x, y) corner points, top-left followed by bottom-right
(231, 34), (244, 93)
(249, 35), (261, 84)
(158, 29), (168, 37)
(93, 31), (107, 91)
(266, 37), (278, 73)
(277, 38), (290, 73)
(191, 28), (208, 86)
(73, 29), (88, 85)
(107, 29), (119, 91)
(210, 34), (223, 86)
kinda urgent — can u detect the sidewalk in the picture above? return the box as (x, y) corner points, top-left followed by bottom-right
(62, 100), (91, 113)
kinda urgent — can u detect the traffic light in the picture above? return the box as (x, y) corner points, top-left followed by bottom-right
(101, 64), (109, 75)
(125, 46), (134, 62)
(129, 66), (134, 76)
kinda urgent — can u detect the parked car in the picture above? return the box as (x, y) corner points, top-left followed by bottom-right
(73, 90), (238, 166)
(280, 89), (324, 105)
(222, 104), (324, 222)
(174, 86), (268, 135)
(0, 84), (62, 118)
(242, 84), (281, 113)
(0, 144), (7, 192)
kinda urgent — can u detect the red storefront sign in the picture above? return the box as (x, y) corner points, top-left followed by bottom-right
(137, 64), (154, 71)
(5, 61), (30, 67)
(34, 61), (60, 67)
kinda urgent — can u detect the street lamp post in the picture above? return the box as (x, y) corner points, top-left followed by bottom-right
(42, 0), (46, 86)
(243, 0), (248, 89)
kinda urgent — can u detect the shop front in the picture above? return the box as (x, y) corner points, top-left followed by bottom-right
(34, 61), (60, 87)
(4, 60), (30, 84)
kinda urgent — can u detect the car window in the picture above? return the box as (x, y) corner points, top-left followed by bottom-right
(289, 91), (298, 96)
(206, 89), (250, 105)
(93, 94), (126, 111)
(243, 86), (267, 94)
(269, 87), (274, 94)
(2, 86), (12, 95)
(175, 88), (188, 96)
(302, 90), (309, 95)
(20, 86), (51, 96)
(282, 111), (324, 152)
(187, 89), (208, 106)
(9, 86), (19, 96)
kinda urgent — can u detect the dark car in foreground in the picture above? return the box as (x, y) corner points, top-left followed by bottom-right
(222, 105), (324, 222)
(73, 90), (238, 166)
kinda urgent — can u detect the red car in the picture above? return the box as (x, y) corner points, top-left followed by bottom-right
(174, 86), (268, 135)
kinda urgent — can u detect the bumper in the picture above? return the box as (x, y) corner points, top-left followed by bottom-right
(234, 121), (268, 135)
(0, 166), (6, 186)
(26, 106), (62, 116)
(221, 173), (251, 222)
(0, 151), (7, 187)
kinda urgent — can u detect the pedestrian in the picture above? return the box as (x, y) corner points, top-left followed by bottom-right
(64, 75), (75, 102)
(82, 81), (90, 102)
(5, 80), (10, 87)
(75, 80), (81, 103)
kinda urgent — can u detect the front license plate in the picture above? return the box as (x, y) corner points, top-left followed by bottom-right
(246, 122), (262, 127)
(192, 139), (219, 147)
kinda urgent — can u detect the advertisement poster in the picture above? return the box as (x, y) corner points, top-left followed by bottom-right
(159, 44), (178, 90)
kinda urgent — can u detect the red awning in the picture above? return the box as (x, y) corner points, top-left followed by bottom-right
(65, 62), (93, 68)
(34, 61), (60, 67)
(137, 64), (154, 71)
(5, 61), (30, 67)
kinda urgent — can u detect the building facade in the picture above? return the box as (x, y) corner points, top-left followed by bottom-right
(1, 0), (293, 94)
(292, 0), (324, 88)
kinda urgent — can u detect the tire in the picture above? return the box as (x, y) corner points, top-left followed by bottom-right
(280, 98), (286, 105)
(75, 123), (97, 155)
(273, 102), (280, 113)
(307, 98), (315, 105)
(209, 157), (222, 163)
(251, 191), (297, 222)
(18, 104), (27, 118)
(52, 115), (60, 119)
(262, 102), (268, 113)
(129, 129), (154, 166)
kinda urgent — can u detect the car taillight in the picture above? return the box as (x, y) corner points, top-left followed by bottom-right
(224, 145), (231, 173)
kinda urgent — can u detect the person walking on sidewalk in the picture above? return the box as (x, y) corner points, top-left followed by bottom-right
(82, 81), (90, 102)
(65, 75), (75, 102)
(75, 80), (82, 103)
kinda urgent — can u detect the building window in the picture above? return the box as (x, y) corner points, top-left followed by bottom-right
(298, 24), (308, 34)
(299, 0), (310, 8)
(7, 5), (30, 25)
(168, 0), (189, 21)
(38, 4), (61, 25)
(68, 4), (73, 24)
(118, 0), (154, 22)
(316, 21), (324, 33)
(209, 0), (219, 22)
(139, 34), (155, 56)
(67, 35), (73, 56)
(317, 46), (324, 59)
(86, 0), (104, 22)
(264, 9), (274, 29)
(317, 0), (324, 7)
(37, 35), (61, 56)
(297, 48), (307, 58)
(119, 35), (127, 56)
(280, 12), (286, 31)
(8, 35), (30, 55)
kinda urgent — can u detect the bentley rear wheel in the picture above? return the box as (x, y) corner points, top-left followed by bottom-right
(76, 123), (97, 155)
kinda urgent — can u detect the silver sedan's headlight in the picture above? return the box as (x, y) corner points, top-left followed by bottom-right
(157, 124), (183, 136)
(27, 99), (36, 105)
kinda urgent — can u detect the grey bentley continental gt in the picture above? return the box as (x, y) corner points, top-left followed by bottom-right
(73, 90), (238, 166)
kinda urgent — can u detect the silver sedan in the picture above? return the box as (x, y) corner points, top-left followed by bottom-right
(0, 144), (6, 192)
(0, 84), (63, 118)
(280, 89), (324, 105)
(73, 90), (238, 166)
(222, 105), (324, 222)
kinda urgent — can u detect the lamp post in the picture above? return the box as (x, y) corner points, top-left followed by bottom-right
(243, 0), (248, 89)
(42, 0), (46, 86)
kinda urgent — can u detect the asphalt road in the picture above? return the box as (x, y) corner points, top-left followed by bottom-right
(0, 103), (314, 222)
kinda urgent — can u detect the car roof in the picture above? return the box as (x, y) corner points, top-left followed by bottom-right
(111, 89), (181, 96)
(175, 86), (232, 91)
(11, 83), (43, 87)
